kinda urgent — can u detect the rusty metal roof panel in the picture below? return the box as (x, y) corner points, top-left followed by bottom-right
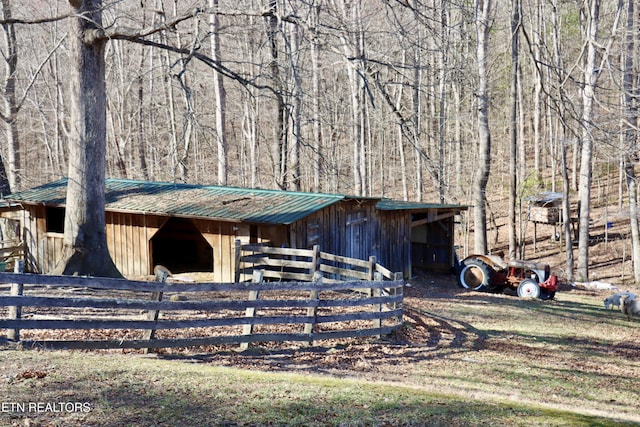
(6, 178), (346, 225)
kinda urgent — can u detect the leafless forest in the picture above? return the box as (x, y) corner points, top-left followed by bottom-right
(1, 0), (639, 281)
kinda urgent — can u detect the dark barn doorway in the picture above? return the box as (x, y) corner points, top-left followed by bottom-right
(411, 214), (455, 273)
(151, 217), (213, 274)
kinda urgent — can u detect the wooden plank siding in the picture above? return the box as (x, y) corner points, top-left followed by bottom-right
(378, 210), (412, 278)
(287, 200), (391, 272)
(7, 198), (458, 282)
(105, 212), (167, 277)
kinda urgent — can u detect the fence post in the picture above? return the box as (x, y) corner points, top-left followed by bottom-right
(142, 273), (166, 354)
(240, 270), (263, 351)
(372, 271), (383, 333)
(304, 271), (322, 345)
(7, 261), (24, 342)
(368, 256), (377, 280)
(392, 272), (403, 325)
(234, 239), (242, 282)
(310, 244), (321, 279)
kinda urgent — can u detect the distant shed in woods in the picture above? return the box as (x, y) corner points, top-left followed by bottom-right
(0, 179), (466, 280)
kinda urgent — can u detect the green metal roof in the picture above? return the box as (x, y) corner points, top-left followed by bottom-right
(376, 198), (467, 211)
(6, 178), (346, 225)
(5, 178), (466, 224)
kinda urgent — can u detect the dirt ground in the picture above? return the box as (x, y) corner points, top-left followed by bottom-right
(19, 205), (636, 382)
(148, 197), (640, 379)
(151, 270), (634, 382)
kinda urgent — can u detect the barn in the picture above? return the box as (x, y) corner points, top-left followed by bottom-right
(0, 178), (465, 280)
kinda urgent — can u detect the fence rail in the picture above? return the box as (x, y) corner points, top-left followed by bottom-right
(0, 270), (403, 351)
(236, 242), (398, 283)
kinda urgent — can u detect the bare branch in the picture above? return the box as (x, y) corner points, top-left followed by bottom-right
(0, 13), (72, 25)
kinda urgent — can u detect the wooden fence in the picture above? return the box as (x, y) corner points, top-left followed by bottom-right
(0, 239), (24, 272)
(235, 242), (398, 283)
(0, 270), (404, 351)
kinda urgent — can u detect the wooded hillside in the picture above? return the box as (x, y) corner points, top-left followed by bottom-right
(0, 0), (637, 281)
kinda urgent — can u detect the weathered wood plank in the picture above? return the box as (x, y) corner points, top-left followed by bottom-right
(0, 272), (402, 293)
(319, 251), (371, 269)
(260, 270), (314, 281)
(319, 264), (369, 280)
(0, 293), (403, 311)
(19, 326), (399, 350)
(0, 309), (402, 330)
(374, 263), (394, 280)
(241, 245), (313, 258)
(240, 257), (313, 270)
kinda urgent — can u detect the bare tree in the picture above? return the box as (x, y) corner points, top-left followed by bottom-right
(53, 0), (120, 276)
(473, 0), (492, 254)
(576, 0), (622, 281)
(209, 0), (227, 185)
(508, 0), (520, 260)
(622, 0), (640, 284)
(576, 0), (599, 281)
(0, 0), (18, 193)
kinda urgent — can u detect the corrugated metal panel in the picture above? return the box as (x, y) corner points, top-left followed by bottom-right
(6, 178), (346, 225)
(376, 198), (467, 211)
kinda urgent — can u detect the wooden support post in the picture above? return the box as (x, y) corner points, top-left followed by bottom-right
(234, 239), (242, 283)
(142, 273), (166, 354)
(7, 283), (23, 342)
(373, 271), (384, 334)
(367, 256), (376, 296)
(240, 270), (263, 351)
(304, 271), (322, 345)
(393, 272), (404, 325)
(310, 244), (320, 279)
(7, 260), (25, 342)
(368, 256), (376, 280)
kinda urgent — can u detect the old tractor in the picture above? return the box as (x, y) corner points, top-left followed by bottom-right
(456, 254), (558, 299)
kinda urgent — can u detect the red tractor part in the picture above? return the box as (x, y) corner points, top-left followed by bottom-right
(457, 254), (557, 300)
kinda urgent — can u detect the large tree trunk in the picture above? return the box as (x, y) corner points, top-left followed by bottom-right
(550, 0), (574, 281)
(0, 0), (18, 194)
(473, 0), (492, 254)
(507, 0), (520, 260)
(310, 3), (322, 193)
(53, 0), (121, 277)
(576, 0), (600, 281)
(622, 0), (640, 284)
(266, 0), (288, 190)
(209, 0), (228, 186)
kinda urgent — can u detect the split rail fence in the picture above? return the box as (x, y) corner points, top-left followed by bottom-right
(235, 242), (398, 283)
(0, 250), (403, 351)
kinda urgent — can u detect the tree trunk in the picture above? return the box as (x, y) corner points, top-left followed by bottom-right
(266, 0), (288, 190)
(622, 0), (640, 284)
(289, 21), (302, 191)
(508, 0), (520, 260)
(576, 0), (600, 281)
(54, 0), (121, 277)
(310, 3), (322, 193)
(473, 0), (492, 254)
(209, 0), (228, 186)
(0, 0), (17, 194)
(551, 0), (574, 281)
(136, 2), (149, 181)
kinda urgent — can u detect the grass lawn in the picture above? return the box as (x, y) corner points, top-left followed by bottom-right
(1, 280), (640, 426)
